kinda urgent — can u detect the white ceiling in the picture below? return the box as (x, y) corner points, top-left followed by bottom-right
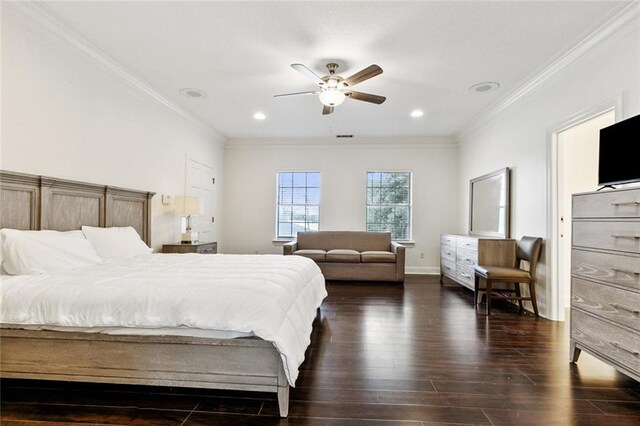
(40, 1), (626, 140)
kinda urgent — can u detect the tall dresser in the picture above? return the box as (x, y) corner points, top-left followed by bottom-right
(571, 187), (640, 382)
(440, 234), (516, 290)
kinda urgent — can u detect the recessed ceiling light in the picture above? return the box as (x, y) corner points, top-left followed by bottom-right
(410, 110), (424, 118)
(469, 81), (500, 94)
(179, 88), (207, 99)
(253, 112), (266, 120)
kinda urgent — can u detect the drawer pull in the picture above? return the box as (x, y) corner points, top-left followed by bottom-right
(460, 272), (472, 279)
(611, 234), (640, 239)
(611, 201), (640, 206)
(610, 342), (640, 357)
(611, 267), (640, 276)
(611, 303), (640, 314)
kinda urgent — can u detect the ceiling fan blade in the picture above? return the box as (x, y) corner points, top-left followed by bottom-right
(291, 63), (324, 86)
(322, 105), (334, 115)
(273, 90), (318, 98)
(343, 64), (383, 87)
(346, 91), (386, 104)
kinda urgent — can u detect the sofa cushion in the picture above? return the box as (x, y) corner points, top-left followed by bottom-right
(326, 249), (361, 263)
(361, 251), (396, 263)
(293, 249), (326, 262)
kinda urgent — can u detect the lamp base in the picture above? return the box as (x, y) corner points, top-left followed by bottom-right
(181, 230), (198, 244)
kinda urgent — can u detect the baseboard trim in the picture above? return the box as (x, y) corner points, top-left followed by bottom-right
(405, 267), (440, 275)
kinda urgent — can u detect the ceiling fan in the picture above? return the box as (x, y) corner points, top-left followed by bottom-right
(274, 63), (386, 115)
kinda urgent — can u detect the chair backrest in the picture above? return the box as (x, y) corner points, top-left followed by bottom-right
(517, 236), (543, 278)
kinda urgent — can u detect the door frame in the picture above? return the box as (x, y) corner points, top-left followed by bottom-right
(185, 153), (216, 242)
(545, 94), (623, 321)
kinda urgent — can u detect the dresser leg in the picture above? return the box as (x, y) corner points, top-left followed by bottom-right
(570, 340), (581, 363)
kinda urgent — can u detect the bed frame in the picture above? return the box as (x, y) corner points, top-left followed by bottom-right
(0, 170), (291, 417)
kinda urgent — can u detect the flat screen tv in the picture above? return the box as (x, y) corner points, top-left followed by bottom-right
(598, 114), (640, 187)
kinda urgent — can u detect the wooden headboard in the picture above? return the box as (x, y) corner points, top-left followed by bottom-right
(0, 171), (155, 245)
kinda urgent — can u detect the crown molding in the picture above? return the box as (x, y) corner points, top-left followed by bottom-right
(3, 1), (227, 145)
(457, 1), (640, 140)
(225, 136), (458, 150)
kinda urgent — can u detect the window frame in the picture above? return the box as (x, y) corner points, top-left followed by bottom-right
(275, 170), (321, 240)
(365, 170), (413, 242)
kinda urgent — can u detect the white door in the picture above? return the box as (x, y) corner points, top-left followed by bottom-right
(557, 110), (615, 313)
(186, 158), (216, 243)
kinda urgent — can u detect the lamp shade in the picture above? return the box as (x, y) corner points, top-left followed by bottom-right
(175, 196), (200, 216)
(318, 88), (346, 107)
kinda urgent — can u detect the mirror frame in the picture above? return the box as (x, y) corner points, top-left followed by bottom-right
(469, 167), (510, 238)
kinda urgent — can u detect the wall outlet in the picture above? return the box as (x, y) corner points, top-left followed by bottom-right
(420, 252), (425, 259)
(254, 250), (259, 254)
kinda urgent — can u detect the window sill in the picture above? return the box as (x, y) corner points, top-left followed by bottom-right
(396, 241), (415, 247)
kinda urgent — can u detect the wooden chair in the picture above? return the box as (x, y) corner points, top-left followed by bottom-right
(474, 236), (543, 317)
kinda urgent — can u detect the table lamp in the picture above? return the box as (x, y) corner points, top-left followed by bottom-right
(175, 196), (200, 243)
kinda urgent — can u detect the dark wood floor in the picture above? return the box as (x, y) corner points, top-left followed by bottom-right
(2, 275), (639, 425)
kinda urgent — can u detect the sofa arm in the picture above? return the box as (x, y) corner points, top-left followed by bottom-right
(283, 241), (298, 256)
(391, 242), (406, 282)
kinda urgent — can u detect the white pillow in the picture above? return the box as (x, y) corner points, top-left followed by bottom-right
(81, 226), (152, 261)
(1, 229), (103, 275)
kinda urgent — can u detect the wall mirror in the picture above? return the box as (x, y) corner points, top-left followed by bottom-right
(469, 167), (510, 238)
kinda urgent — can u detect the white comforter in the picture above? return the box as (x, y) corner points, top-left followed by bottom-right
(0, 253), (327, 385)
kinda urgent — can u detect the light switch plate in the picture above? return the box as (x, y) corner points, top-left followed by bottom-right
(161, 194), (171, 205)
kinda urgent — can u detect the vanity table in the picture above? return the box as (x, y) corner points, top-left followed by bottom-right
(440, 234), (515, 290)
(441, 168), (514, 290)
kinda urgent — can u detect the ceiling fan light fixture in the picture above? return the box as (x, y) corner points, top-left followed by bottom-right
(319, 89), (346, 107)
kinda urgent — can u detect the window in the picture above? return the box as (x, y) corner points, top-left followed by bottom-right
(366, 171), (411, 240)
(277, 172), (320, 238)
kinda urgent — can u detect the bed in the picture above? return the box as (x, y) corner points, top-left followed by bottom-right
(0, 170), (326, 417)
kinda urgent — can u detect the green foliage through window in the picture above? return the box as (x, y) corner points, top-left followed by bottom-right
(277, 172), (320, 238)
(366, 172), (411, 240)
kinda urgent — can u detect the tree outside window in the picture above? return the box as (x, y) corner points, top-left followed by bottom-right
(366, 172), (411, 240)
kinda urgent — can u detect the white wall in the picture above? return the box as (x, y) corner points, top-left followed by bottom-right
(1, 13), (225, 251)
(457, 23), (639, 317)
(222, 138), (459, 272)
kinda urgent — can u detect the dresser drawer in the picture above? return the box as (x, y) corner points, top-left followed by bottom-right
(441, 234), (456, 247)
(162, 242), (217, 254)
(441, 259), (456, 278)
(574, 190), (640, 219)
(456, 248), (478, 267)
(197, 243), (218, 254)
(456, 264), (475, 288)
(572, 249), (640, 291)
(572, 277), (640, 332)
(440, 245), (456, 262)
(456, 237), (478, 251)
(573, 221), (640, 254)
(571, 310), (639, 372)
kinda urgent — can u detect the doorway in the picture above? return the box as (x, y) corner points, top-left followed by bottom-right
(547, 95), (622, 321)
(185, 157), (216, 244)
(556, 110), (615, 318)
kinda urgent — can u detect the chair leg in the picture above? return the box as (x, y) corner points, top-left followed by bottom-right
(486, 280), (492, 316)
(528, 281), (540, 317)
(474, 274), (480, 306)
(514, 283), (524, 313)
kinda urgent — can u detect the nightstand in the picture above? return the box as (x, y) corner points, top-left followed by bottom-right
(162, 242), (217, 254)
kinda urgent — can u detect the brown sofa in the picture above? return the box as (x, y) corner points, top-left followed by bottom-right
(283, 231), (405, 282)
